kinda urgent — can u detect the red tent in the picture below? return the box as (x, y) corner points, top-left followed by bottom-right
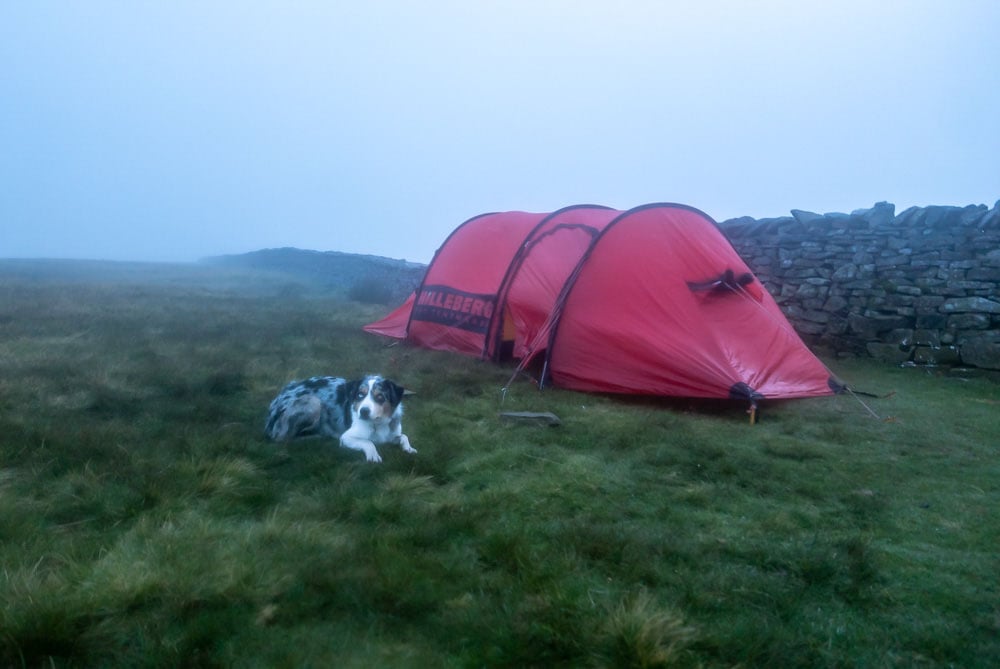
(365, 203), (842, 403)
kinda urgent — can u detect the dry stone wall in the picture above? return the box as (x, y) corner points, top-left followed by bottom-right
(720, 201), (1000, 371)
(205, 247), (425, 305)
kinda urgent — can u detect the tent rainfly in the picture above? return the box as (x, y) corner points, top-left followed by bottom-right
(365, 203), (843, 406)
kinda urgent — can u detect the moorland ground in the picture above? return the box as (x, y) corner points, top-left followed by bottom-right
(1, 259), (998, 667)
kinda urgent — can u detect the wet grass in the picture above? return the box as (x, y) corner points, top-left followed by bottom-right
(1, 259), (998, 667)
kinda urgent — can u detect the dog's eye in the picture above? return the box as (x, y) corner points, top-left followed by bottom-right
(356, 391), (366, 400)
(372, 393), (385, 404)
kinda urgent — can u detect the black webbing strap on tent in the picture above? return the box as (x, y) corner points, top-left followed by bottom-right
(687, 268), (755, 294)
(729, 381), (765, 423)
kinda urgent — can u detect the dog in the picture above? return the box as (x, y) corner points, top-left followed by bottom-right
(264, 374), (415, 463)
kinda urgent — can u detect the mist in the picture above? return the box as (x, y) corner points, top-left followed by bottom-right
(2, 1), (997, 263)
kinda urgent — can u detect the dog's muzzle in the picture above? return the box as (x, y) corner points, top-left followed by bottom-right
(359, 407), (371, 420)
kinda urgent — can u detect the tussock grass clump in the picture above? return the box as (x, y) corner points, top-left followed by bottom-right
(1, 259), (999, 667)
(598, 590), (696, 668)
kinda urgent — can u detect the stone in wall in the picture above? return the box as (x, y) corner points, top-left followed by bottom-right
(941, 296), (1000, 314)
(960, 333), (1000, 370)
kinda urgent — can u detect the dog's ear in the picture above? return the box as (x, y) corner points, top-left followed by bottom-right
(383, 380), (405, 406)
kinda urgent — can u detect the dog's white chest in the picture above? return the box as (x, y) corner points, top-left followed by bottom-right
(367, 418), (399, 445)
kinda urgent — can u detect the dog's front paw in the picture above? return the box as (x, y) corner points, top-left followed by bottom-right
(400, 435), (417, 454)
(365, 448), (383, 463)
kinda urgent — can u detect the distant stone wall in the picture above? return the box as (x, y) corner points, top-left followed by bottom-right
(720, 201), (1000, 371)
(204, 247), (425, 305)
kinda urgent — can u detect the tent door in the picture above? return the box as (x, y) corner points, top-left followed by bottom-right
(497, 309), (516, 361)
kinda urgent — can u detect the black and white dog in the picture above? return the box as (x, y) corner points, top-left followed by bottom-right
(264, 375), (415, 463)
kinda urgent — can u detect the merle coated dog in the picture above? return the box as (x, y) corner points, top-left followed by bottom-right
(265, 375), (414, 463)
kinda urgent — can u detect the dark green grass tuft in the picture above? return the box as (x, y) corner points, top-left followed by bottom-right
(1, 260), (999, 667)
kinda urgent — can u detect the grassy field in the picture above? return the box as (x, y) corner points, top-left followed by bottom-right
(1, 259), (998, 668)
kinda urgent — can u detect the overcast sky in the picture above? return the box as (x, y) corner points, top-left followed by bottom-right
(2, 1), (998, 264)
